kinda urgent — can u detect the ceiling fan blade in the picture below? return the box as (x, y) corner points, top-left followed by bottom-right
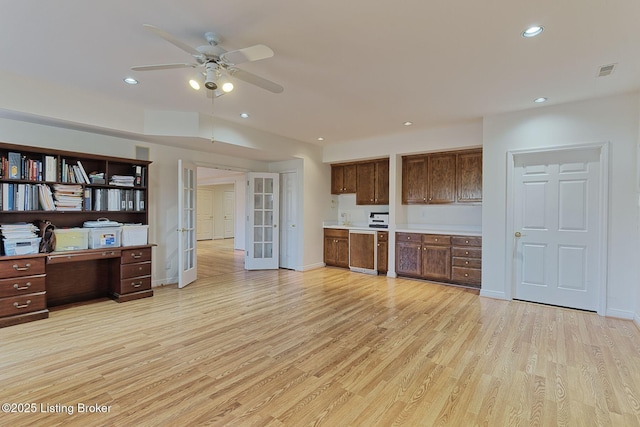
(143, 24), (203, 58)
(220, 45), (274, 66)
(228, 68), (284, 94)
(131, 63), (197, 71)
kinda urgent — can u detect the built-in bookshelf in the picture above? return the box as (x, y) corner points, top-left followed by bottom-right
(0, 142), (150, 228)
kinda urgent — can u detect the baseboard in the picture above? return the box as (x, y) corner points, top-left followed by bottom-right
(299, 262), (325, 271)
(153, 277), (178, 287)
(605, 307), (635, 320)
(479, 289), (508, 300)
(634, 313), (640, 330)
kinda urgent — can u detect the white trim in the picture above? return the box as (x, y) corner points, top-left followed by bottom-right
(605, 308), (635, 320)
(505, 142), (609, 315)
(480, 289), (508, 300)
(300, 262), (326, 271)
(634, 313), (640, 330)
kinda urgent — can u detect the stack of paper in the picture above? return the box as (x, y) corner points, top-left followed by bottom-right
(0, 222), (39, 239)
(52, 183), (83, 211)
(109, 175), (135, 187)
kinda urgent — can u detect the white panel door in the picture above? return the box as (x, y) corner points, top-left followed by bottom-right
(245, 173), (279, 270)
(178, 159), (197, 288)
(197, 188), (214, 240)
(513, 148), (601, 311)
(223, 190), (235, 238)
(279, 171), (298, 270)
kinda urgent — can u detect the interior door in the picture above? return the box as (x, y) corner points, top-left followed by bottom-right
(178, 159), (197, 288)
(196, 187), (214, 240)
(223, 190), (235, 238)
(513, 148), (601, 311)
(279, 171), (298, 269)
(245, 172), (279, 270)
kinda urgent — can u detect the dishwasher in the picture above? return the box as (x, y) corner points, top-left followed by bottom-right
(348, 229), (378, 275)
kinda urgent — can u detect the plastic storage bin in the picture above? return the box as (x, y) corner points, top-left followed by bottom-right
(53, 228), (89, 251)
(88, 227), (122, 249)
(3, 237), (41, 255)
(122, 224), (148, 246)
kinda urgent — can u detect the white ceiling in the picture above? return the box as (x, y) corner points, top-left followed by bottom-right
(1, 0), (638, 154)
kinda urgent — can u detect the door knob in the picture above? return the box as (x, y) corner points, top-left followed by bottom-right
(515, 232), (522, 238)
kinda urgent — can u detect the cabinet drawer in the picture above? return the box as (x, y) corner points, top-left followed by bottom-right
(0, 258), (45, 279)
(121, 262), (151, 279)
(0, 275), (46, 298)
(452, 257), (482, 269)
(0, 292), (46, 317)
(121, 248), (152, 264)
(377, 231), (388, 242)
(120, 276), (152, 294)
(396, 233), (422, 242)
(422, 234), (451, 246)
(452, 247), (481, 258)
(451, 236), (482, 247)
(452, 267), (481, 285)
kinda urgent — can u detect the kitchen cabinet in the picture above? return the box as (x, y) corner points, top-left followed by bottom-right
(356, 159), (389, 205)
(323, 228), (349, 268)
(427, 153), (456, 204)
(451, 236), (482, 288)
(456, 150), (483, 203)
(420, 234), (451, 281)
(401, 149), (482, 204)
(395, 232), (481, 288)
(377, 231), (388, 274)
(331, 163), (357, 194)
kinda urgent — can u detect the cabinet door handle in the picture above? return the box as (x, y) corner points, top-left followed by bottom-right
(13, 300), (31, 309)
(12, 263), (31, 271)
(434, 238), (438, 242)
(13, 282), (32, 290)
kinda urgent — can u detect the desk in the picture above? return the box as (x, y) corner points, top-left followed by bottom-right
(0, 245), (153, 327)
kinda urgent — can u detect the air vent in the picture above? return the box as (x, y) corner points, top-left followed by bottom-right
(597, 63), (616, 77)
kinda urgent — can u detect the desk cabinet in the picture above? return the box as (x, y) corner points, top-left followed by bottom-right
(0, 256), (48, 327)
(377, 231), (388, 274)
(115, 247), (153, 302)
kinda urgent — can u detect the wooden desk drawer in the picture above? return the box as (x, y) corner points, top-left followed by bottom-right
(0, 258), (45, 279)
(0, 292), (46, 317)
(452, 267), (481, 285)
(452, 247), (481, 258)
(0, 275), (46, 298)
(121, 262), (151, 279)
(120, 276), (151, 294)
(47, 250), (121, 264)
(452, 257), (482, 269)
(422, 234), (451, 246)
(121, 248), (152, 264)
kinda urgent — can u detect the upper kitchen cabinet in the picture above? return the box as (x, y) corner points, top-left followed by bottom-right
(456, 150), (483, 203)
(402, 155), (427, 204)
(402, 148), (482, 204)
(356, 158), (389, 205)
(331, 163), (357, 194)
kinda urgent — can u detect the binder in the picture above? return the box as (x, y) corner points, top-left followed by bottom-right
(8, 152), (21, 179)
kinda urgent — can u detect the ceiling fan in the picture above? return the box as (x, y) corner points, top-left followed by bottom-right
(131, 24), (283, 96)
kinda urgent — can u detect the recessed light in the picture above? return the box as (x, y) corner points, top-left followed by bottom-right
(522, 26), (544, 38)
(403, 121), (413, 126)
(240, 113), (249, 119)
(317, 137), (325, 141)
(189, 79), (201, 90)
(123, 77), (138, 85)
(534, 97), (548, 103)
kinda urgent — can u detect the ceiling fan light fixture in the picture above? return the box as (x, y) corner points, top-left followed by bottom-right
(189, 79), (201, 90)
(221, 80), (234, 93)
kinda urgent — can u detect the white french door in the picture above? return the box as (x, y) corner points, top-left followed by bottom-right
(512, 147), (604, 311)
(223, 190), (235, 238)
(245, 172), (279, 270)
(279, 171), (298, 270)
(178, 159), (197, 288)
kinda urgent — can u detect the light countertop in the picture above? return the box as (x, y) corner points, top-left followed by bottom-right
(323, 222), (481, 236)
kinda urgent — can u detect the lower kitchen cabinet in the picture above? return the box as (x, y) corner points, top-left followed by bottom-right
(396, 232), (481, 288)
(377, 231), (388, 274)
(324, 228), (349, 268)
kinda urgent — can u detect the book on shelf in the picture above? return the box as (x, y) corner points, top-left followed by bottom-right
(77, 161), (90, 184)
(8, 152), (21, 179)
(44, 155), (57, 182)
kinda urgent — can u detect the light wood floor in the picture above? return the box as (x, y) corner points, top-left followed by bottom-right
(1, 242), (640, 426)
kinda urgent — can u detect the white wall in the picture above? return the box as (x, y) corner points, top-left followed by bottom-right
(482, 92), (640, 319)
